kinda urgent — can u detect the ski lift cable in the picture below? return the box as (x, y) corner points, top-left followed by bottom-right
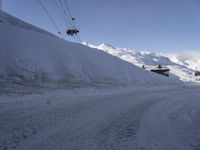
(69, 17), (81, 41)
(63, 0), (82, 42)
(37, 0), (64, 39)
(57, 0), (79, 42)
(54, 0), (75, 41)
(72, 18), (82, 42)
(54, 0), (70, 39)
(62, 0), (77, 29)
(63, 0), (78, 29)
(77, 35), (82, 42)
(63, 0), (73, 19)
(63, 0), (74, 26)
(71, 19), (81, 42)
(58, 0), (74, 27)
(54, 0), (70, 28)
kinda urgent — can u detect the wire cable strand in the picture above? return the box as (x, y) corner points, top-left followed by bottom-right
(58, 0), (73, 28)
(54, 0), (70, 28)
(37, 0), (64, 39)
(63, 0), (82, 42)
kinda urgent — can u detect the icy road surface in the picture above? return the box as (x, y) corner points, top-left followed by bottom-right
(0, 85), (200, 150)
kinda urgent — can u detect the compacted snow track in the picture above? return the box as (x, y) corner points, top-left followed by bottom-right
(1, 85), (200, 150)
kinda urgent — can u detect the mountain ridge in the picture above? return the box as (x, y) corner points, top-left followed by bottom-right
(83, 42), (199, 82)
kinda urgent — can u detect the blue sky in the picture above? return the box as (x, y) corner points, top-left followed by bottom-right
(2, 0), (200, 52)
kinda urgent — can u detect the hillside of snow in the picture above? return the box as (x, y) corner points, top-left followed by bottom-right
(0, 10), (173, 88)
(0, 10), (52, 36)
(164, 51), (200, 70)
(84, 42), (198, 82)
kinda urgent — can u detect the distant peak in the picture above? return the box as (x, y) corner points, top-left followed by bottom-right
(99, 43), (116, 49)
(82, 41), (88, 46)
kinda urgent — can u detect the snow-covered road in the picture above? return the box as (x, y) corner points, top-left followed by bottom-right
(1, 85), (200, 150)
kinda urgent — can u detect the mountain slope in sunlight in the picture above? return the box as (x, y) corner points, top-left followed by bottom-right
(84, 43), (197, 82)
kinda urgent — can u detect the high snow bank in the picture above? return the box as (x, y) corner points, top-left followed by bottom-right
(0, 10), (53, 36)
(0, 10), (172, 86)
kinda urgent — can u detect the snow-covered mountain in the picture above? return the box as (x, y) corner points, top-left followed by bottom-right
(165, 51), (200, 70)
(83, 42), (198, 82)
(0, 10), (172, 87)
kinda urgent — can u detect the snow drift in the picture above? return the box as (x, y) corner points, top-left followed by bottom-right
(0, 10), (171, 86)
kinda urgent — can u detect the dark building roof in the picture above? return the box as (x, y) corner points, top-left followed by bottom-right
(150, 68), (170, 77)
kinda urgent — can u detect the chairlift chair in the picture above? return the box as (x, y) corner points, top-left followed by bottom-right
(66, 28), (79, 36)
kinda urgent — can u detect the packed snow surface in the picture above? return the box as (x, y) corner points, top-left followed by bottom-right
(1, 84), (200, 150)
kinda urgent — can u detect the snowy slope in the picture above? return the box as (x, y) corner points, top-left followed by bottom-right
(164, 51), (200, 70)
(85, 43), (197, 82)
(0, 10), (53, 36)
(0, 10), (171, 86)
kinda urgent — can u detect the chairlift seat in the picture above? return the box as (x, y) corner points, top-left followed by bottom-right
(66, 28), (79, 36)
